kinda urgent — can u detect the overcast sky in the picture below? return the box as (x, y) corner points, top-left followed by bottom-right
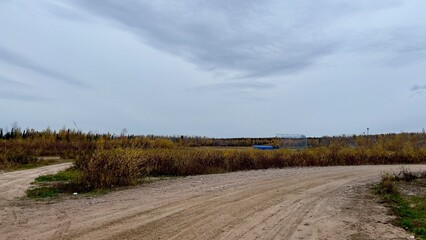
(1, 0), (425, 137)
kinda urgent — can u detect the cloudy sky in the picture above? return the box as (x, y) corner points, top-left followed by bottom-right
(1, 0), (425, 137)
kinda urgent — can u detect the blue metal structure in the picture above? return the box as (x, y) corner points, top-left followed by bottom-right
(253, 145), (274, 150)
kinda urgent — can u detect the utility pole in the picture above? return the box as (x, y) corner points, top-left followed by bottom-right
(366, 128), (369, 144)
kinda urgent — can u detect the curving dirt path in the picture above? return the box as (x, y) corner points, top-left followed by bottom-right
(0, 163), (72, 202)
(1, 164), (425, 240)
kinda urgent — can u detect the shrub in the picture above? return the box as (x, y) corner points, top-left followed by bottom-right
(6, 151), (37, 165)
(396, 168), (421, 182)
(224, 150), (254, 171)
(81, 149), (145, 188)
(375, 173), (398, 195)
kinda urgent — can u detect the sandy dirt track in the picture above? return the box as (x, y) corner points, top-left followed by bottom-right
(1, 164), (426, 240)
(0, 163), (72, 202)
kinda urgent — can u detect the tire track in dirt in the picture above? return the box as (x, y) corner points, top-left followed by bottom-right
(52, 208), (72, 238)
(67, 173), (341, 239)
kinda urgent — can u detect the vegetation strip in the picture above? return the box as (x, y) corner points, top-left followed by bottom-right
(2, 127), (426, 171)
(0, 127), (423, 197)
(374, 169), (426, 239)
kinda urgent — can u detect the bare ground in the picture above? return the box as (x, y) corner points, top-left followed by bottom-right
(1, 164), (425, 240)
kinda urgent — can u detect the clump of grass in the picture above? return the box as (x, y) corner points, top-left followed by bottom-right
(374, 170), (426, 239)
(27, 187), (59, 198)
(395, 168), (422, 182)
(374, 173), (398, 196)
(35, 169), (80, 182)
(27, 182), (93, 199)
(27, 168), (91, 199)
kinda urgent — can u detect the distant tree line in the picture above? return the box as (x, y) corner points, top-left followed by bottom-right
(1, 126), (426, 148)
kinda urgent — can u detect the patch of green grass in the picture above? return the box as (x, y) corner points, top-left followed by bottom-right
(28, 168), (93, 199)
(27, 187), (59, 199)
(374, 171), (426, 240)
(395, 195), (426, 238)
(35, 169), (80, 182)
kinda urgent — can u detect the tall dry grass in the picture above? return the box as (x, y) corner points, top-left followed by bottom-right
(79, 149), (147, 188)
(75, 146), (426, 188)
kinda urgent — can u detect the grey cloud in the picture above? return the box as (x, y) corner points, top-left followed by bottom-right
(0, 46), (85, 87)
(0, 89), (47, 101)
(410, 84), (426, 98)
(221, 92), (269, 102)
(197, 81), (275, 92)
(42, 1), (91, 22)
(361, 27), (426, 66)
(195, 81), (274, 101)
(67, 0), (403, 78)
(410, 91), (425, 98)
(0, 75), (31, 87)
(411, 85), (426, 91)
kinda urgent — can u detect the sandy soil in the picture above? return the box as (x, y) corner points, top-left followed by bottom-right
(0, 163), (72, 202)
(1, 164), (425, 240)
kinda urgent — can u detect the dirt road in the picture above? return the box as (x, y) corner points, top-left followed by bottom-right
(1, 164), (425, 240)
(0, 163), (72, 202)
